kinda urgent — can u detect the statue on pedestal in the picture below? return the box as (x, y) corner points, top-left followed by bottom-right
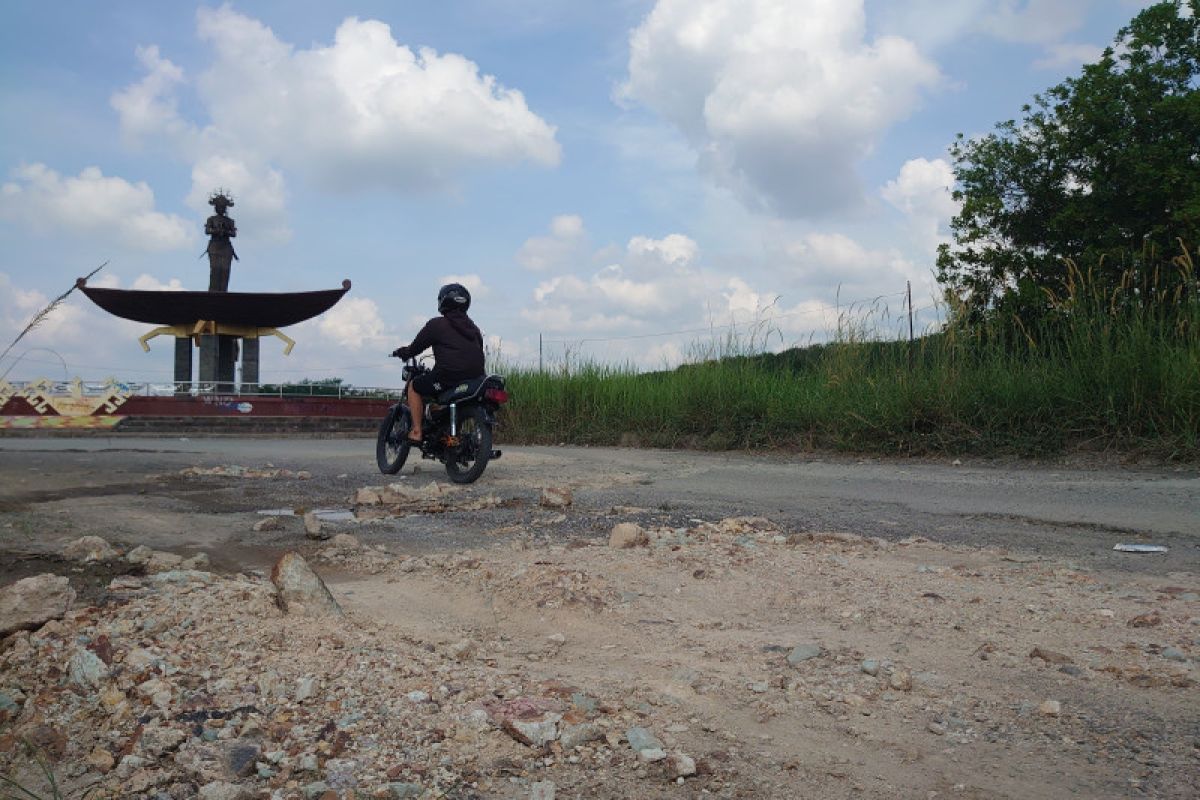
(204, 191), (238, 292)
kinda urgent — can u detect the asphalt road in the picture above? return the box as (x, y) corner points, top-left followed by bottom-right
(1, 437), (1196, 573)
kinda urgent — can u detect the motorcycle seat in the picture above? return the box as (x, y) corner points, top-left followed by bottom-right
(435, 375), (489, 405)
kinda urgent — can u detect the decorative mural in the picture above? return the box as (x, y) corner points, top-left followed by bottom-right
(1, 378), (131, 416)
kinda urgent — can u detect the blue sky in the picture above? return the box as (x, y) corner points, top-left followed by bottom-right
(0, 0), (1157, 386)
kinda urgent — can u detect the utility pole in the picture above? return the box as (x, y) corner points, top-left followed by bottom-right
(906, 281), (915, 369)
(539, 333), (543, 373)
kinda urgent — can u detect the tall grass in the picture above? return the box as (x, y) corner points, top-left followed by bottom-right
(499, 247), (1200, 458)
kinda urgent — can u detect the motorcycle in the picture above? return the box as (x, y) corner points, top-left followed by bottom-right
(376, 357), (509, 484)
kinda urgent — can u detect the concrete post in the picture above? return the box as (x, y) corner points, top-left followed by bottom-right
(173, 337), (192, 397)
(217, 336), (238, 392)
(241, 337), (260, 393)
(198, 335), (218, 390)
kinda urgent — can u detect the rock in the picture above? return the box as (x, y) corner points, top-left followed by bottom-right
(144, 550), (184, 573)
(0, 573), (75, 636)
(1127, 611), (1162, 628)
(609, 523), (648, 549)
(540, 487), (573, 508)
(330, 533), (360, 549)
(62, 535), (118, 562)
(126, 545), (153, 564)
(1161, 647), (1187, 662)
(303, 512), (327, 540)
(198, 782), (251, 800)
(638, 748), (668, 763)
(68, 648), (108, 689)
(85, 747), (115, 773)
(503, 713), (562, 747)
(270, 553), (343, 617)
(324, 757), (359, 790)
(889, 670), (913, 692)
(531, 780), (556, 800)
(388, 784), (424, 799)
(406, 690), (430, 703)
(224, 741), (261, 778)
(301, 783), (330, 800)
(625, 726), (664, 753)
(927, 721), (947, 735)
(861, 659), (880, 676)
(353, 487), (383, 505)
(786, 644), (822, 665)
(138, 724), (187, 757)
(115, 754), (149, 778)
(1038, 700), (1062, 717)
(559, 722), (603, 750)
(295, 676), (318, 701)
(253, 516), (283, 532)
(181, 552), (210, 570)
(447, 639), (477, 662)
(1030, 647), (1073, 664)
(667, 752), (697, 779)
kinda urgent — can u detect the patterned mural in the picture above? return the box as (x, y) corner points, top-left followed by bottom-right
(0, 378), (131, 417)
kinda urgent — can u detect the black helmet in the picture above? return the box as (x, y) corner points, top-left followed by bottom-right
(437, 282), (471, 313)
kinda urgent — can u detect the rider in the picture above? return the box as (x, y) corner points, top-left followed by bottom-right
(391, 283), (485, 445)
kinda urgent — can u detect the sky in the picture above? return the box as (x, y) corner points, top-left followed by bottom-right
(0, 0), (1158, 387)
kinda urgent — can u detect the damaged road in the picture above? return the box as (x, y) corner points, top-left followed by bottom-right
(0, 437), (1198, 799)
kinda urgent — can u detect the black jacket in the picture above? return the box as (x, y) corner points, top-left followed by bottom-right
(401, 311), (485, 381)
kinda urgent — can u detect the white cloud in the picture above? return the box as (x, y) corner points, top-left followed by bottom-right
(876, 1), (1110, 65)
(626, 233), (698, 272)
(516, 214), (587, 271)
(317, 296), (387, 350)
(130, 274), (185, 291)
(881, 157), (958, 251)
(620, 0), (941, 217)
(0, 164), (192, 252)
(438, 273), (491, 299)
(983, 0), (1092, 46)
(783, 231), (920, 296)
(1033, 42), (1104, 69)
(110, 45), (191, 145)
(114, 7), (561, 200)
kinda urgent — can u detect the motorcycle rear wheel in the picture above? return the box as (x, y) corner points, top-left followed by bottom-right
(376, 403), (412, 475)
(445, 406), (492, 484)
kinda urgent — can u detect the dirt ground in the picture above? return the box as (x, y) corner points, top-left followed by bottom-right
(0, 439), (1197, 799)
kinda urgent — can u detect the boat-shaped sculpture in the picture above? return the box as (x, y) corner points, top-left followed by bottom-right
(77, 279), (351, 328)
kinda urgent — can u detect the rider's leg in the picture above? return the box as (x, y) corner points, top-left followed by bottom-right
(407, 383), (424, 440)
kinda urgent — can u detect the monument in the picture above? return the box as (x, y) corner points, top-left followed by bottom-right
(205, 190), (237, 292)
(78, 190), (349, 394)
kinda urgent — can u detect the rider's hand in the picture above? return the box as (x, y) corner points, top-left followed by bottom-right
(392, 346), (411, 360)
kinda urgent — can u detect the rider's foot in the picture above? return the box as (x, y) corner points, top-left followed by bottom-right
(406, 431), (423, 445)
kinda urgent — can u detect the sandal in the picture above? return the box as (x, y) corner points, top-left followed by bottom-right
(405, 434), (423, 446)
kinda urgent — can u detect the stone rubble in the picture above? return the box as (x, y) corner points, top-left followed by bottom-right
(0, 574), (75, 636)
(0, 561), (714, 800)
(2, 506), (1197, 799)
(62, 536), (119, 563)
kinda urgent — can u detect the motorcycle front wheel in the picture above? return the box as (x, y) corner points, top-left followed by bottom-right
(376, 403), (413, 475)
(445, 405), (492, 484)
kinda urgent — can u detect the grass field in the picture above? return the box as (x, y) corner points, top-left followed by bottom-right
(499, 255), (1200, 459)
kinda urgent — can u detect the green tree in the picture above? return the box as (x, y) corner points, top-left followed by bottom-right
(937, 0), (1199, 318)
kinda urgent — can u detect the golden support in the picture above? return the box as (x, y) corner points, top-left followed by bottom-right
(139, 323), (296, 355)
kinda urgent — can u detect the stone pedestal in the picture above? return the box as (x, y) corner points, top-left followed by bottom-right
(173, 337), (192, 397)
(241, 337), (260, 391)
(198, 335), (239, 392)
